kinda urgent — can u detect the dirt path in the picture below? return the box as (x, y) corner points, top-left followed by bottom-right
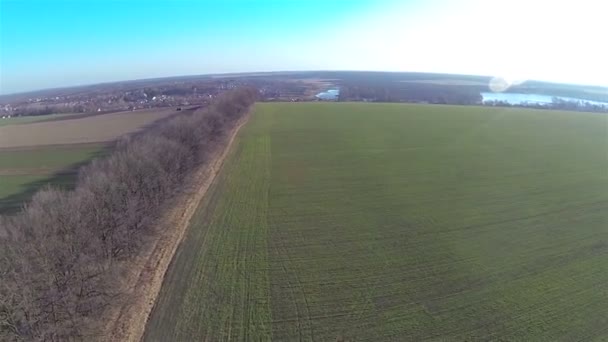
(103, 114), (250, 342)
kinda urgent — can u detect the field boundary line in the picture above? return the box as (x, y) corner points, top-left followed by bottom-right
(104, 111), (252, 342)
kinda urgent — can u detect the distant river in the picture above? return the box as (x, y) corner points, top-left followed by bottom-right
(481, 92), (608, 107)
(316, 89), (340, 100)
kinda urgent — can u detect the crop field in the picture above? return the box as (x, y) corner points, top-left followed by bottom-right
(0, 108), (178, 213)
(145, 102), (608, 341)
(0, 113), (74, 127)
(0, 144), (107, 213)
(0, 108), (177, 148)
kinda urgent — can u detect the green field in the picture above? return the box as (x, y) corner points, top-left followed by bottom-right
(145, 102), (608, 341)
(0, 144), (107, 213)
(0, 113), (73, 127)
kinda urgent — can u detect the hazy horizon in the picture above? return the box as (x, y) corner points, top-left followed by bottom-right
(3, 69), (608, 98)
(2, 0), (607, 94)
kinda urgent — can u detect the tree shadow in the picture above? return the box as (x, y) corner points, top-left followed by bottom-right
(0, 106), (201, 216)
(0, 148), (110, 215)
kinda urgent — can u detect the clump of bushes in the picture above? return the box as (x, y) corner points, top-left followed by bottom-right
(0, 88), (258, 341)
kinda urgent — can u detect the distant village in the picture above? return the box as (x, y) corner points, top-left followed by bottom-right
(0, 76), (322, 118)
(5, 71), (605, 118)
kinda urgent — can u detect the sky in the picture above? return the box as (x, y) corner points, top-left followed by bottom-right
(1, 0), (607, 94)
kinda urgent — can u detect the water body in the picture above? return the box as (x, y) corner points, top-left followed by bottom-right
(482, 92), (608, 107)
(316, 89), (340, 100)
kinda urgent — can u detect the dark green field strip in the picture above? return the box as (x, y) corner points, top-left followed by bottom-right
(0, 114), (74, 127)
(0, 144), (108, 213)
(0, 172), (81, 214)
(144, 114), (274, 341)
(145, 102), (608, 341)
(0, 175), (48, 204)
(0, 144), (106, 170)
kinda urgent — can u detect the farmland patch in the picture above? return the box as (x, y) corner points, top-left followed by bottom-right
(0, 108), (177, 148)
(145, 102), (608, 340)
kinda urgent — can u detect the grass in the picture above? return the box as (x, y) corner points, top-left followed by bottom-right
(0, 107), (177, 213)
(0, 144), (107, 213)
(0, 113), (73, 127)
(0, 144), (106, 170)
(145, 102), (608, 341)
(0, 175), (49, 204)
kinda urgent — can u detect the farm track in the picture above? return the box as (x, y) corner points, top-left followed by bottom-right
(104, 114), (251, 342)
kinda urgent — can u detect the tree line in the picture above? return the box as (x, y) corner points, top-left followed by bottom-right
(0, 87), (258, 341)
(484, 97), (608, 113)
(338, 82), (482, 105)
(12, 105), (87, 117)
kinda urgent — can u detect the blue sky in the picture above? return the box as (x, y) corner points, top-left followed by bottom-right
(1, 0), (607, 94)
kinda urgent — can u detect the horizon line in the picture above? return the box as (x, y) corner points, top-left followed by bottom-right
(2, 70), (607, 98)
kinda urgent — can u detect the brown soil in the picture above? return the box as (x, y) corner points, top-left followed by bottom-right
(102, 113), (250, 342)
(30, 107), (172, 124)
(0, 108), (177, 149)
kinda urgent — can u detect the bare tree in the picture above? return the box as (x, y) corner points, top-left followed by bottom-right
(0, 87), (258, 341)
